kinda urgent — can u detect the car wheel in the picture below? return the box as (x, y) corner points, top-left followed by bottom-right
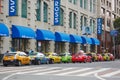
(46, 60), (49, 64)
(51, 59), (54, 64)
(37, 60), (41, 65)
(3, 63), (8, 66)
(16, 61), (22, 66)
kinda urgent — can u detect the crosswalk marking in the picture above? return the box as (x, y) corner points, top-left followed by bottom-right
(35, 68), (74, 75)
(56, 68), (92, 75)
(18, 67), (61, 74)
(0, 67), (43, 74)
(0, 66), (120, 78)
(76, 68), (110, 76)
(101, 70), (120, 77)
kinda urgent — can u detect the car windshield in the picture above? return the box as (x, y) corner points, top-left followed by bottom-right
(29, 52), (37, 56)
(5, 52), (17, 56)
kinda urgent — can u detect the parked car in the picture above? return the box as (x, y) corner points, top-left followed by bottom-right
(96, 54), (104, 61)
(108, 53), (115, 61)
(46, 52), (61, 64)
(60, 52), (71, 63)
(29, 52), (50, 65)
(72, 53), (92, 63)
(102, 53), (110, 61)
(3, 51), (31, 66)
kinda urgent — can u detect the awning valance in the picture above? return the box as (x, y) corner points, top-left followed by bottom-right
(55, 32), (70, 42)
(36, 29), (55, 40)
(0, 23), (9, 37)
(70, 34), (82, 43)
(12, 25), (36, 39)
(90, 38), (100, 45)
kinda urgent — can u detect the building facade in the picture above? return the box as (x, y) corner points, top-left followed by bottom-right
(0, 0), (100, 54)
(97, 0), (120, 54)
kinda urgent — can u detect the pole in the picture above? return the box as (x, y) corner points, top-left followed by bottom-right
(113, 36), (115, 57)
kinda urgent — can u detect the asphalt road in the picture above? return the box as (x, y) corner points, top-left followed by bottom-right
(0, 60), (120, 80)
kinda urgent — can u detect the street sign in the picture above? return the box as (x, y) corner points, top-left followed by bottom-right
(110, 30), (118, 37)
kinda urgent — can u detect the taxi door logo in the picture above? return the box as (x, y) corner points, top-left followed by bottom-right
(9, 0), (17, 16)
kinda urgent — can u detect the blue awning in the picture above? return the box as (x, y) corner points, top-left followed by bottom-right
(81, 36), (92, 44)
(55, 32), (70, 42)
(36, 29), (55, 40)
(90, 38), (100, 45)
(70, 34), (82, 43)
(12, 25), (36, 39)
(0, 23), (9, 36)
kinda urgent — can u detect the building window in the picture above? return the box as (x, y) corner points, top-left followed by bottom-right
(80, 16), (83, 30)
(68, 0), (72, 3)
(73, 13), (76, 29)
(60, 8), (64, 26)
(36, 0), (41, 21)
(73, 0), (77, 4)
(84, 17), (87, 26)
(84, 0), (87, 9)
(90, 0), (92, 12)
(43, 2), (48, 22)
(69, 12), (72, 28)
(80, 0), (83, 8)
(90, 19), (92, 32)
(21, 0), (27, 18)
(93, 0), (96, 13)
(93, 20), (95, 33)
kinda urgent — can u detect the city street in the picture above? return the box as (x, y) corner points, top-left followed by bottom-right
(0, 60), (120, 80)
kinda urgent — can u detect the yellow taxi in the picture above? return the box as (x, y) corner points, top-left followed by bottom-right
(3, 51), (31, 66)
(46, 52), (61, 64)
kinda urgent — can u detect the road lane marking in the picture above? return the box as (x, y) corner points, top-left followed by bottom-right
(94, 73), (106, 80)
(35, 68), (74, 75)
(2, 73), (18, 80)
(77, 68), (110, 76)
(56, 68), (92, 75)
(101, 70), (120, 77)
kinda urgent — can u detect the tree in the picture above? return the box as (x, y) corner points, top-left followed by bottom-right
(113, 17), (120, 44)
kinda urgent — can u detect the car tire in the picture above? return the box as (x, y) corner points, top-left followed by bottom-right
(37, 60), (41, 65)
(16, 61), (21, 66)
(3, 63), (8, 66)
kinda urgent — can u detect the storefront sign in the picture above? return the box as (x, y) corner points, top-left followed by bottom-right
(54, 0), (60, 25)
(9, 0), (17, 16)
(97, 18), (102, 35)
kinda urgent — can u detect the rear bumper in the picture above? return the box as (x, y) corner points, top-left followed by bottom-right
(3, 59), (19, 65)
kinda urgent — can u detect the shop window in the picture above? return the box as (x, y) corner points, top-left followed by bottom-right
(90, 45), (95, 52)
(69, 43), (77, 53)
(60, 8), (64, 26)
(36, 0), (41, 21)
(21, 0), (27, 18)
(43, 2), (48, 22)
(37, 41), (49, 53)
(12, 39), (29, 51)
(55, 42), (65, 54)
